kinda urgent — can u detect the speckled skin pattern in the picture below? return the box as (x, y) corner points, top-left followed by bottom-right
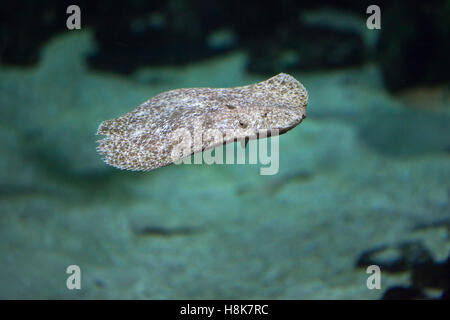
(97, 73), (308, 171)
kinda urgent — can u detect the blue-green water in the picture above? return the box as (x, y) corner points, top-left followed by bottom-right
(0, 27), (449, 299)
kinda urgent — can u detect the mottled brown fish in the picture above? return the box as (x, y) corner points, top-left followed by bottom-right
(97, 73), (308, 171)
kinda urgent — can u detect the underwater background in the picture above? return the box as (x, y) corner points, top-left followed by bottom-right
(0, 0), (449, 299)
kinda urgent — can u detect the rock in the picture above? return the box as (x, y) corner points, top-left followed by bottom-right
(87, 1), (231, 73)
(382, 286), (427, 300)
(247, 9), (366, 74)
(0, 2), (66, 65)
(411, 253), (450, 290)
(356, 241), (434, 273)
(377, 1), (450, 91)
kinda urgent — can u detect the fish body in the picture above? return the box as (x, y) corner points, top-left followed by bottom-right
(97, 73), (308, 171)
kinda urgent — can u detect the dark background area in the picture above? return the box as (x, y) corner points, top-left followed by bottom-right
(0, 0), (448, 92)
